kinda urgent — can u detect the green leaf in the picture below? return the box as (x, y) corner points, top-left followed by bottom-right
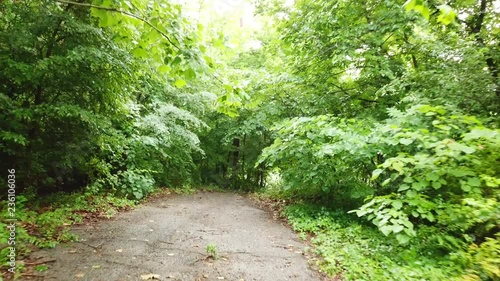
(131, 47), (149, 58)
(398, 184), (410, 192)
(467, 177), (481, 187)
(427, 172), (439, 182)
(396, 234), (410, 244)
(379, 225), (392, 236)
(406, 190), (417, 198)
(382, 178), (391, 186)
(392, 224), (404, 233)
(392, 161), (405, 173)
(174, 79), (187, 88)
(223, 84), (233, 92)
(371, 169), (384, 180)
(399, 138), (413, 145)
(420, 6), (430, 20)
(403, 0), (417, 11)
(183, 68), (197, 80)
(418, 105), (433, 113)
(437, 5), (456, 25)
(392, 200), (403, 210)
(158, 65), (171, 74)
(431, 181), (441, 189)
(449, 168), (475, 177)
(461, 184), (472, 192)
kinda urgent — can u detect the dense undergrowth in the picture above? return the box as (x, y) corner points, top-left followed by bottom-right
(284, 204), (461, 281)
(0, 188), (136, 278)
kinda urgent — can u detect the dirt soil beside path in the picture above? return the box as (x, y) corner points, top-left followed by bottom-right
(28, 192), (324, 281)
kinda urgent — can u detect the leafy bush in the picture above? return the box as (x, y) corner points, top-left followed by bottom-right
(260, 104), (500, 279)
(354, 105), (499, 247)
(258, 116), (375, 206)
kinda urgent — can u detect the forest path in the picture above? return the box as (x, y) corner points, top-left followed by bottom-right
(30, 192), (322, 281)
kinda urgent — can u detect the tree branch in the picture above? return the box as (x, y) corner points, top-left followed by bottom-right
(54, 0), (180, 50)
(469, 0), (488, 35)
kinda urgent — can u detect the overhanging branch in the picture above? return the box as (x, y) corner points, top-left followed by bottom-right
(55, 0), (180, 50)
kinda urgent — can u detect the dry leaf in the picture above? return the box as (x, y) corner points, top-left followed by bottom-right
(140, 273), (161, 280)
(167, 253), (175, 256)
(75, 273), (84, 278)
(92, 265), (101, 269)
(115, 249), (123, 252)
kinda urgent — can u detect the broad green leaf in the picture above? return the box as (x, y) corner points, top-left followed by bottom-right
(158, 65), (171, 74)
(174, 79), (187, 88)
(467, 177), (481, 187)
(371, 169), (384, 180)
(403, 0), (417, 11)
(392, 200), (403, 210)
(398, 184), (410, 192)
(426, 172), (439, 182)
(399, 138), (413, 145)
(183, 68), (197, 80)
(396, 234), (410, 244)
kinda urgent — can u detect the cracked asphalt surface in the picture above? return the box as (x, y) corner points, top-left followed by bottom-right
(30, 192), (323, 281)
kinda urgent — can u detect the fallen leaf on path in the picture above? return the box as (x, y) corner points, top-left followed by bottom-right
(167, 253), (175, 256)
(141, 273), (161, 280)
(75, 273), (84, 278)
(92, 265), (101, 269)
(217, 277), (225, 280)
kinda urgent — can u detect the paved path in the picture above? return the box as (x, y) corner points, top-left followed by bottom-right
(31, 192), (322, 281)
